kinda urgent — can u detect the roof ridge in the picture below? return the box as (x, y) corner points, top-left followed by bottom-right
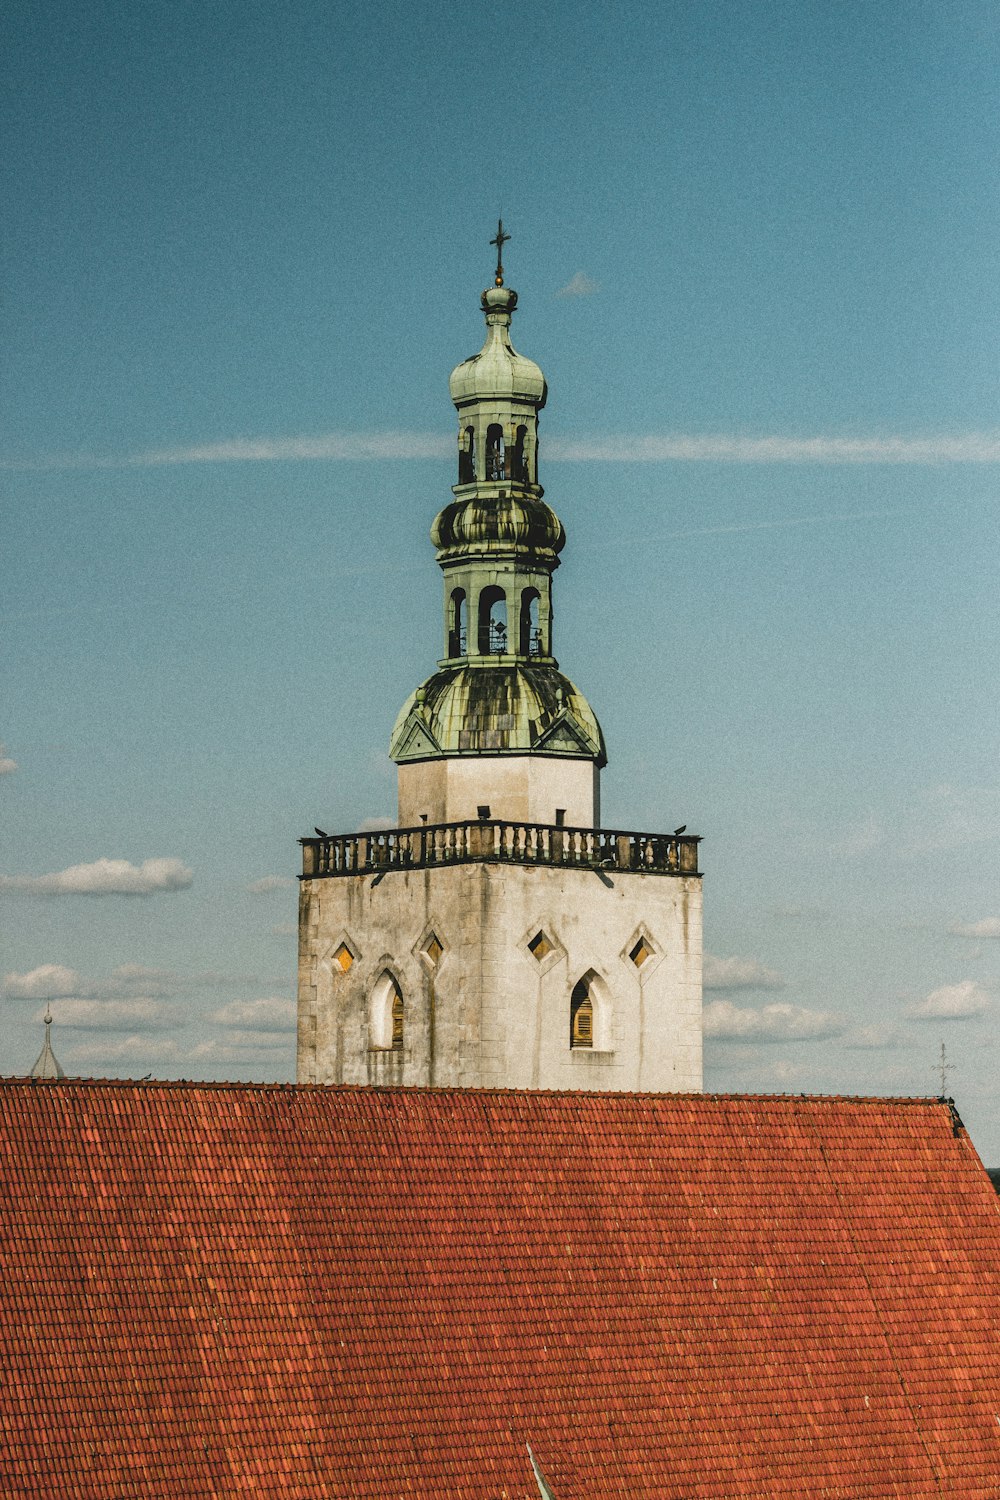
(0, 1076), (949, 1106)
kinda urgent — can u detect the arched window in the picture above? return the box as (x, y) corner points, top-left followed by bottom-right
(486, 423), (505, 481)
(459, 426), (475, 484)
(570, 977), (593, 1049)
(513, 425), (528, 483)
(449, 588), (467, 658)
(519, 587), (541, 656)
(478, 586), (507, 655)
(370, 972), (404, 1051)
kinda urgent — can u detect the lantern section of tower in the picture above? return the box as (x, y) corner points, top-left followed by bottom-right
(389, 259), (605, 829)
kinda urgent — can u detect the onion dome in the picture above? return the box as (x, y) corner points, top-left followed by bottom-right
(432, 494), (565, 561)
(390, 664), (606, 767)
(448, 286), (547, 409)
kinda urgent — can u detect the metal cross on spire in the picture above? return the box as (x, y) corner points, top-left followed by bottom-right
(490, 218), (510, 286)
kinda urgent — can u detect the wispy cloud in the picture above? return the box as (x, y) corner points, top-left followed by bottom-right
(246, 875), (296, 894)
(67, 1035), (184, 1065)
(908, 980), (993, 1020)
(8, 430), (1000, 472)
(212, 997), (296, 1032)
(5, 962), (177, 999)
(949, 917), (1000, 939)
(46, 999), (181, 1031)
(0, 857), (192, 897)
(704, 999), (845, 1042)
(556, 271), (600, 298)
(5, 432), (451, 471)
(844, 1024), (907, 1051)
(547, 433), (1000, 463)
(0, 744), (17, 775)
(703, 954), (785, 992)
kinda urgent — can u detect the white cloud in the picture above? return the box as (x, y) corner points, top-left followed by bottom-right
(703, 954), (785, 991)
(5, 962), (178, 1000)
(246, 875), (296, 894)
(212, 997), (296, 1032)
(546, 432), (1000, 463)
(844, 1024), (905, 1051)
(11, 430), (1000, 472)
(556, 271), (600, 298)
(357, 815), (395, 833)
(5, 964), (82, 999)
(47, 999), (180, 1031)
(0, 857), (193, 897)
(704, 999), (845, 1042)
(103, 963), (178, 996)
(68, 1036), (183, 1065)
(0, 743), (17, 775)
(950, 917), (1000, 939)
(908, 980), (993, 1020)
(197, 1032), (292, 1055)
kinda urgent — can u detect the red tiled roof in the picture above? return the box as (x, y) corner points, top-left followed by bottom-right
(2, 1083), (1000, 1498)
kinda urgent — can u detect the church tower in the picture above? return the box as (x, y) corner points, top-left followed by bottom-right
(297, 228), (702, 1091)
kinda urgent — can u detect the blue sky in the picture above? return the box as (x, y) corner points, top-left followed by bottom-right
(4, 0), (1000, 1157)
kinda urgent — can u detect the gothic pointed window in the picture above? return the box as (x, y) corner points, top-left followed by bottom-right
(570, 977), (594, 1048)
(370, 972), (405, 1051)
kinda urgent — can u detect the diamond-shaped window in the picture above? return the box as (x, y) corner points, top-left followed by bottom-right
(333, 942), (354, 973)
(423, 933), (443, 965)
(528, 931), (553, 961)
(629, 937), (652, 968)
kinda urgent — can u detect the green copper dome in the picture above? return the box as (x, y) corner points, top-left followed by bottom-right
(448, 286), (547, 408)
(390, 664), (606, 766)
(432, 493), (564, 560)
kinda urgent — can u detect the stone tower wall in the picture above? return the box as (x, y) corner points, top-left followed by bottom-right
(298, 864), (702, 1092)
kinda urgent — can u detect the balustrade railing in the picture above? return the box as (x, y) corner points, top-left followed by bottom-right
(301, 820), (699, 878)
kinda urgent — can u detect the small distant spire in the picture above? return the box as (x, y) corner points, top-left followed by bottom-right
(490, 218), (510, 286)
(30, 1007), (65, 1081)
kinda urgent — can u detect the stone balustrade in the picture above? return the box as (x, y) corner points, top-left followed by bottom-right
(300, 820), (700, 879)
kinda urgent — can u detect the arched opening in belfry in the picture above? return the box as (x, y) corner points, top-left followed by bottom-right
(485, 424), (505, 481)
(459, 426), (475, 484)
(519, 587), (541, 656)
(513, 425), (528, 483)
(370, 972), (405, 1052)
(449, 588), (467, 658)
(478, 586), (507, 655)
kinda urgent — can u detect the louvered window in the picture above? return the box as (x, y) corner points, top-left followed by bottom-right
(391, 986), (404, 1050)
(570, 978), (593, 1049)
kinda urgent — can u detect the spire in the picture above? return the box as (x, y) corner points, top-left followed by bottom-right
(31, 1007), (65, 1081)
(390, 231), (606, 824)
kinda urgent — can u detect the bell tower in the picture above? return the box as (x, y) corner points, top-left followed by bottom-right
(297, 227), (703, 1093)
(390, 224), (604, 829)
